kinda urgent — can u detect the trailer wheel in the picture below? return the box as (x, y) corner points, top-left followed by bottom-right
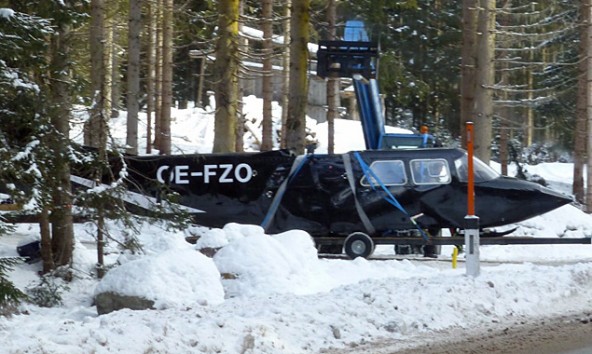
(343, 232), (374, 259)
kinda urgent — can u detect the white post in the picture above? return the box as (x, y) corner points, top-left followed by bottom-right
(464, 121), (480, 276)
(464, 215), (480, 276)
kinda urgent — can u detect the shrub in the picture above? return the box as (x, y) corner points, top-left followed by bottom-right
(26, 274), (69, 308)
(0, 257), (26, 315)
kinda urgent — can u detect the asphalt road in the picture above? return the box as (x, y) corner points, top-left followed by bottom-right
(392, 311), (592, 354)
(321, 310), (592, 354)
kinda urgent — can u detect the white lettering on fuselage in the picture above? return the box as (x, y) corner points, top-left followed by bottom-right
(156, 164), (253, 184)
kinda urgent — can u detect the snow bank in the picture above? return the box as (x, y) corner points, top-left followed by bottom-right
(211, 226), (333, 297)
(94, 248), (224, 309)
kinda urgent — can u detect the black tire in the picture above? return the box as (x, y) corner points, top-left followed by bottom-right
(343, 232), (374, 259)
(394, 245), (412, 255)
(422, 245), (439, 258)
(423, 229), (442, 258)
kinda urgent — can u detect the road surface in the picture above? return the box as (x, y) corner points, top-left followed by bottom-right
(395, 310), (592, 354)
(322, 310), (592, 354)
(320, 257), (592, 354)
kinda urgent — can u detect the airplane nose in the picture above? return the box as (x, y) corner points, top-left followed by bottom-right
(417, 176), (573, 230)
(534, 184), (573, 210)
(476, 177), (573, 227)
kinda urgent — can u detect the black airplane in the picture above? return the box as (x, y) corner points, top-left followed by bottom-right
(78, 22), (572, 258)
(94, 147), (572, 258)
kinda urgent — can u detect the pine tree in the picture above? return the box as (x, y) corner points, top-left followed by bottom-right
(0, 257), (26, 312)
(0, 6), (53, 303)
(1, 1), (89, 271)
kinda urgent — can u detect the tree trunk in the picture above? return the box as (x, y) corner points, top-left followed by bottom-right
(159, 0), (173, 155)
(48, 24), (75, 268)
(280, 0), (291, 149)
(573, 0), (588, 203)
(103, 5), (113, 125)
(261, 0), (274, 151)
(154, 0), (163, 151)
(212, 0), (239, 153)
(473, 0), (495, 163)
(196, 57), (206, 108)
(146, 0), (156, 154)
(326, 0), (339, 155)
(525, 56), (534, 146)
(110, 23), (121, 118)
(586, 0), (592, 212)
(86, 0), (111, 271)
(236, 1), (246, 152)
(285, 0), (310, 154)
(524, 1), (536, 146)
(497, 0), (512, 176)
(460, 0), (477, 149)
(126, 0), (142, 155)
(39, 207), (54, 274)
(96, 208), (106, 278)
(85, 0), (106, 148)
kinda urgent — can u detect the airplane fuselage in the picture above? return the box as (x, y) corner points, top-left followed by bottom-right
(121, 148), (572, 238)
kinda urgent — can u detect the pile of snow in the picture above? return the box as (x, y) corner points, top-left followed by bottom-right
(95, 248), (224, 309)
(1, 218), (592, 353)
(210, 226), (327, 297)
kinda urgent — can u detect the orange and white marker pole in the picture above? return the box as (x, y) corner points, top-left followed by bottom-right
(465, 122), (480, 276)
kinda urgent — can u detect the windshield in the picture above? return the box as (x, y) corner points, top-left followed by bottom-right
(454, 154), (499, 182)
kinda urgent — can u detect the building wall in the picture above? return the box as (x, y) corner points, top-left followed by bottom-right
(241, 67), (331, 123)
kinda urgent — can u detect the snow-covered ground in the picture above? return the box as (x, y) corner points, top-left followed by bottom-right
(1, 98), (591, 353)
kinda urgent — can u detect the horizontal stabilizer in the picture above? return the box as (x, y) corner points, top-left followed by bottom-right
(70, 175), (205, 214)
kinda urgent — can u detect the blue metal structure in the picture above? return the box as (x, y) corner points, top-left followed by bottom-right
(352, 75), (435, 150)
(353, 76), (383, 150)
(316, 21), (378, 80)
(316, 21), (435, 150)
(343, 20), (369, 41)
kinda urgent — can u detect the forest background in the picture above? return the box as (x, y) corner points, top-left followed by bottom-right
(1, 0), (592, 302)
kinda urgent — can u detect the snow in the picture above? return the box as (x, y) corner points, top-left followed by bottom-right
(1, 97), (592, 353)
(71, 94), (411, 155)
(1, 69), (41, 93)
(94, 247), (225, 309)
(0, 8), (15, 18)
(240, 25), (318, 54)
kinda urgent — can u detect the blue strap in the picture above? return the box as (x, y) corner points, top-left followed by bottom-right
(353, 152), (430, 241)
(343, 154), (376, 235)
(422, 133), (429, 147)
(260, 155), (309, 230)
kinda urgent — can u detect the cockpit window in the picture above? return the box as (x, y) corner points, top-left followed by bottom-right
(454, 154), (499, 182)
(410, 159), (451, 185)
(360, 160), (407, 187)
